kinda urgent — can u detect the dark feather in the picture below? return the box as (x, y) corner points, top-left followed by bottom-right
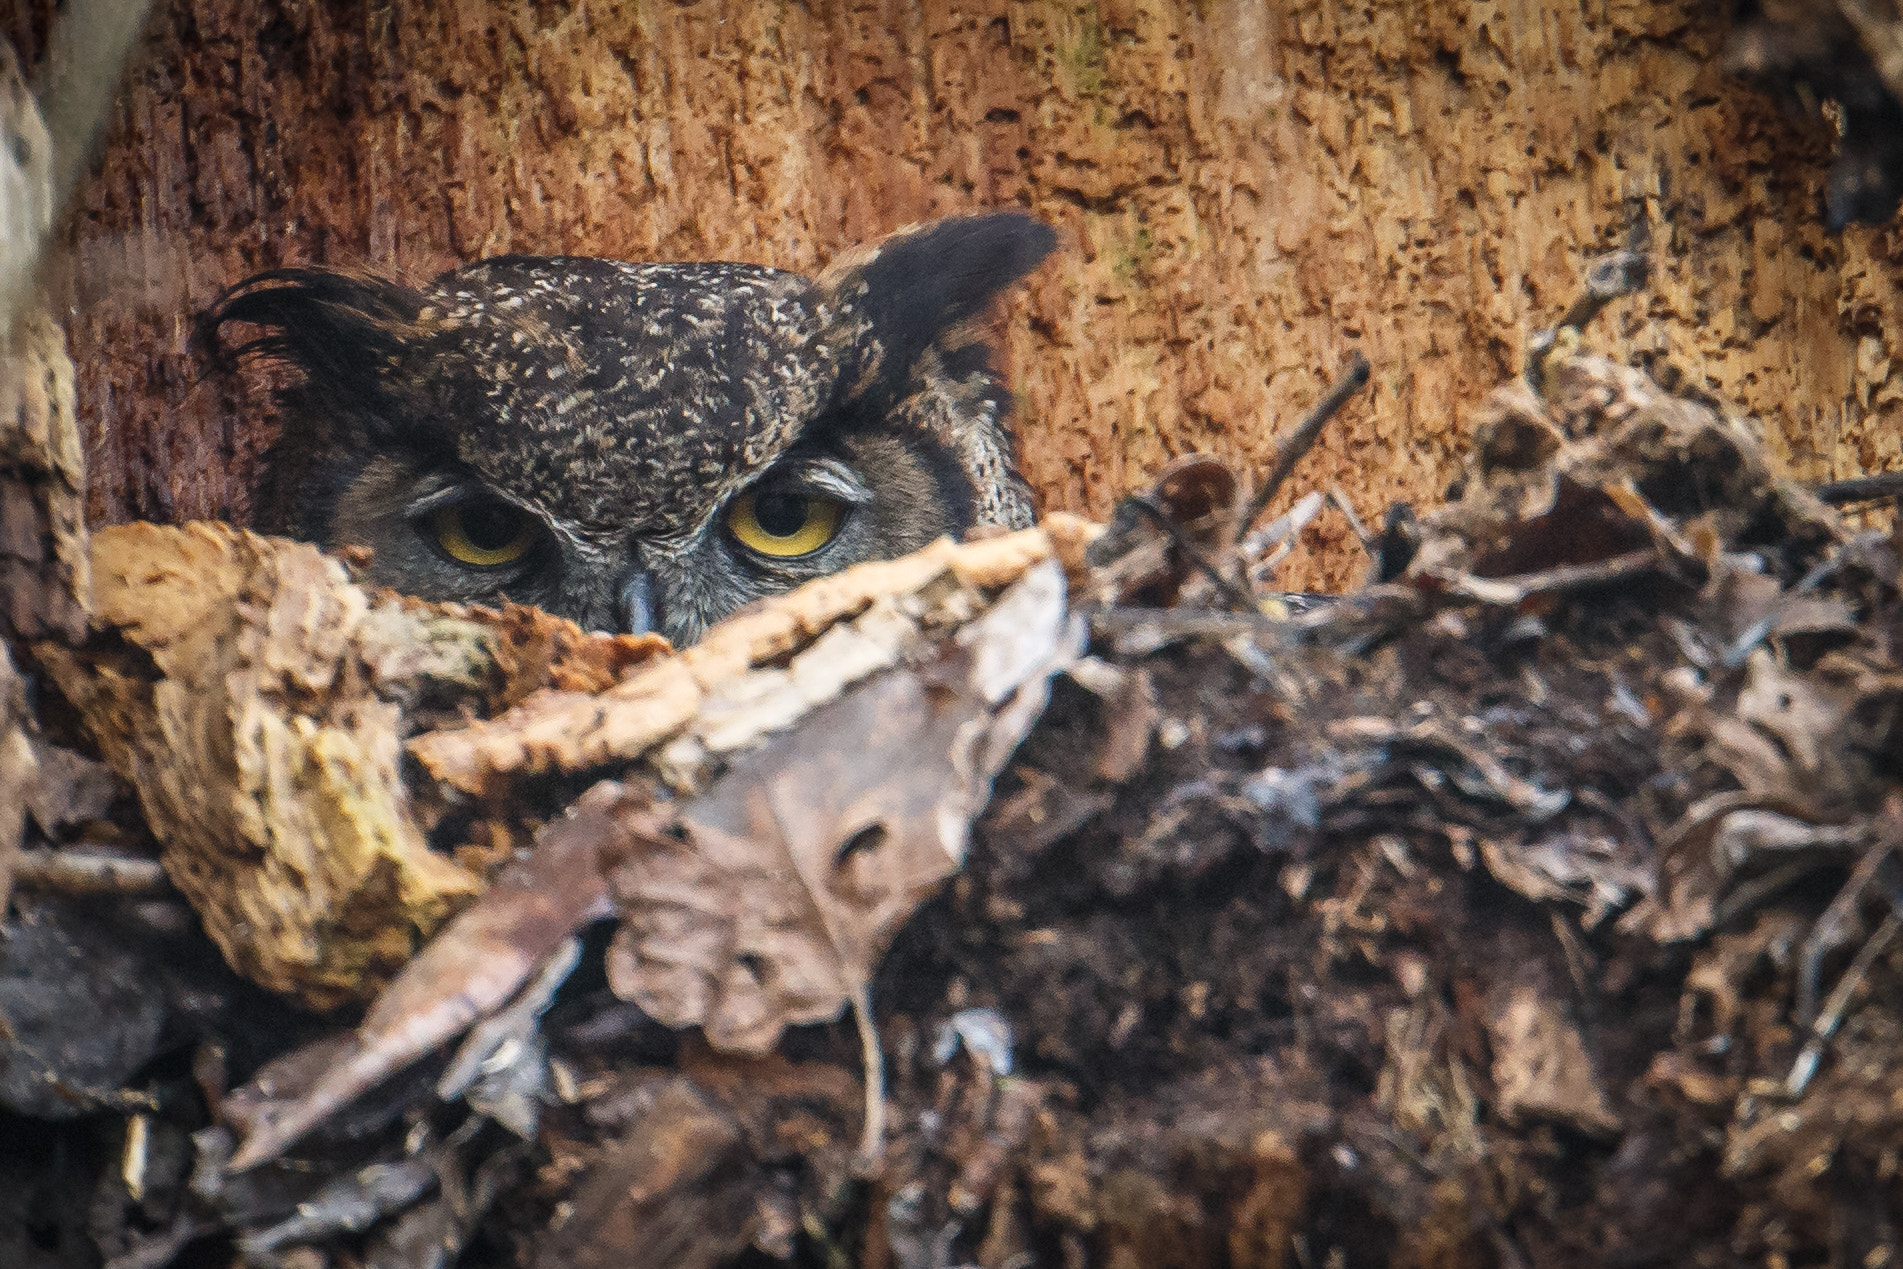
(195, 268), (430, 419)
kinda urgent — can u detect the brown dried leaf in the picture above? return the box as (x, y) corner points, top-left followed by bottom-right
(1733, 649), (1854, 790)
(222, 560), (1077, 1168)
(533, 1077), (755, 1269)
(606, 559), (1079, 1054)
(1414, 351), (1840, 585)
(1484, 983), (1619, 1135)
(23, 740), (121, 838)
(222, 779), (648, 1170)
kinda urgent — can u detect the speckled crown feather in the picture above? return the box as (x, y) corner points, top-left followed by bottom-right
(199, 212), (1056, 537)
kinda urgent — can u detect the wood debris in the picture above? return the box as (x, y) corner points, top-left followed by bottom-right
(9, 326), (1903, 1267)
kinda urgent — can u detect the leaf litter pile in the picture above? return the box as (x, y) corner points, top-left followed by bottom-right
(8, 282), (1903, 1269)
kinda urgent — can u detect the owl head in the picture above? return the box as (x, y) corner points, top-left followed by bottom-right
(198, 213), (1056, 645)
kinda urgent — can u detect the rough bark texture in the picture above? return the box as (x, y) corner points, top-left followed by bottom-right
(3, 0), (1898, 591)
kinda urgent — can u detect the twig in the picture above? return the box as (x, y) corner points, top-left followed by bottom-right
(1560, 249), (1651, 332)
(10, 848), (171, 896)
(1786, 911), (1903, 1097)
(1795, 842), (1897, 1025)
(1326, 485), (1377, 552)
(1525, 243), (1651, 393)
(1235, 353), (1372, 544)
(1421, 548), (1664, 607)
(850, 981), (887, 1175)
(1814, 471), (1903, 506)
(1125, 495), (1261, 613)
(1244, 490), (1325, 577)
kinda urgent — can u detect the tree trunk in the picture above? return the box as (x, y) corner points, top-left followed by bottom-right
(4, 0), (1898, 591)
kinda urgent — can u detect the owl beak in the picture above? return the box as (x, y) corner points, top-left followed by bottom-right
(615, 570), (657, 637)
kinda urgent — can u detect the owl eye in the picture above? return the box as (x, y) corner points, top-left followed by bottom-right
(428, 498), (541, 567)
(725, 487), (844, 559)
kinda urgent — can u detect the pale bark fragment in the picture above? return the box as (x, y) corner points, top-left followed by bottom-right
(409, 519), (1096, 798)
(0, 645), (34, 913)
(37, 523), (495, 1008)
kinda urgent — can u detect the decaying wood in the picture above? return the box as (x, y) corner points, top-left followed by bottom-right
(3, 0), (1896, 592)
(409, 518), (1097, 800)
(30, 522), (671, 1006)
(17, 336), (1889, 1269)
(35, 525), (498, 1005)
(5, 4), (1903, 1265)
(32, 517), (1093, 1009)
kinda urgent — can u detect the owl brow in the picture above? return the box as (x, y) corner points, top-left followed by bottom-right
(399, 474), (544, 523)
(762, 457), (872, 505)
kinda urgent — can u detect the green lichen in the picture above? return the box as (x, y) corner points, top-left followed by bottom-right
(1058, 7), (1108, 101)
(1111, 224), (1157, 285)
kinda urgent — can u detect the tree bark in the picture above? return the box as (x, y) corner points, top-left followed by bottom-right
(7, 0), (1902, 589)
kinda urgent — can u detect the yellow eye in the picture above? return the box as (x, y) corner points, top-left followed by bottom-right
(726, 487), (844, 559)
(429, 500), (540, 567)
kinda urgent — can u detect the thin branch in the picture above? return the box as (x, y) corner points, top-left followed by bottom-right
(1787, 911), (1903, 1098)
(1420, 548), (1664, 607)
(1244, 490), (1325, 577)
(1326, 484), (1378, 553)
(1525, 244), (1650, 392)
(1559, 248), (1651, 332)
(10, 848), (171, 896)
(1235, 353), (1372, 544)
(1126, 495), (1260, 613)
(850, 981), (887, 1175)
(1814, 471), (1903, 506)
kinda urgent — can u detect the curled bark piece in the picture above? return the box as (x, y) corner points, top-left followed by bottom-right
(38, 524), (497, 1007)
(409, 520), (1096, 798)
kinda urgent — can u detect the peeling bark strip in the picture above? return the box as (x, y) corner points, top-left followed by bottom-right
(6, 0), (1894, 591)
(1, 35), (89, 644)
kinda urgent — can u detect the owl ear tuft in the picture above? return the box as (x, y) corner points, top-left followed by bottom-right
(820, 211), (1056, 378)
(195, 268), (428, 417)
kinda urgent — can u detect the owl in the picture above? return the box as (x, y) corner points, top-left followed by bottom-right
(198, 213), (1056, 645)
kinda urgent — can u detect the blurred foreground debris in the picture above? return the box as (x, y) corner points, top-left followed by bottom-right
(1725, 0), (1903, 226)
(9, 308), (1903, 1267)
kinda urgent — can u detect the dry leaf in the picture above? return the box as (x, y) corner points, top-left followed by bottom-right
(222, 559), (1078, 1169)
(532, 1077), (755, 1269)
(223, 780), (648, 1170)
(23, 739), (122, 838)
(605, 559), (1079, 1054)
(1485, 983), (1620, 1135)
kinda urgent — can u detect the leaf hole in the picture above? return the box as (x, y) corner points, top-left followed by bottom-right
(835, 823), (889, 873)
(736, 952), (767, 981)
